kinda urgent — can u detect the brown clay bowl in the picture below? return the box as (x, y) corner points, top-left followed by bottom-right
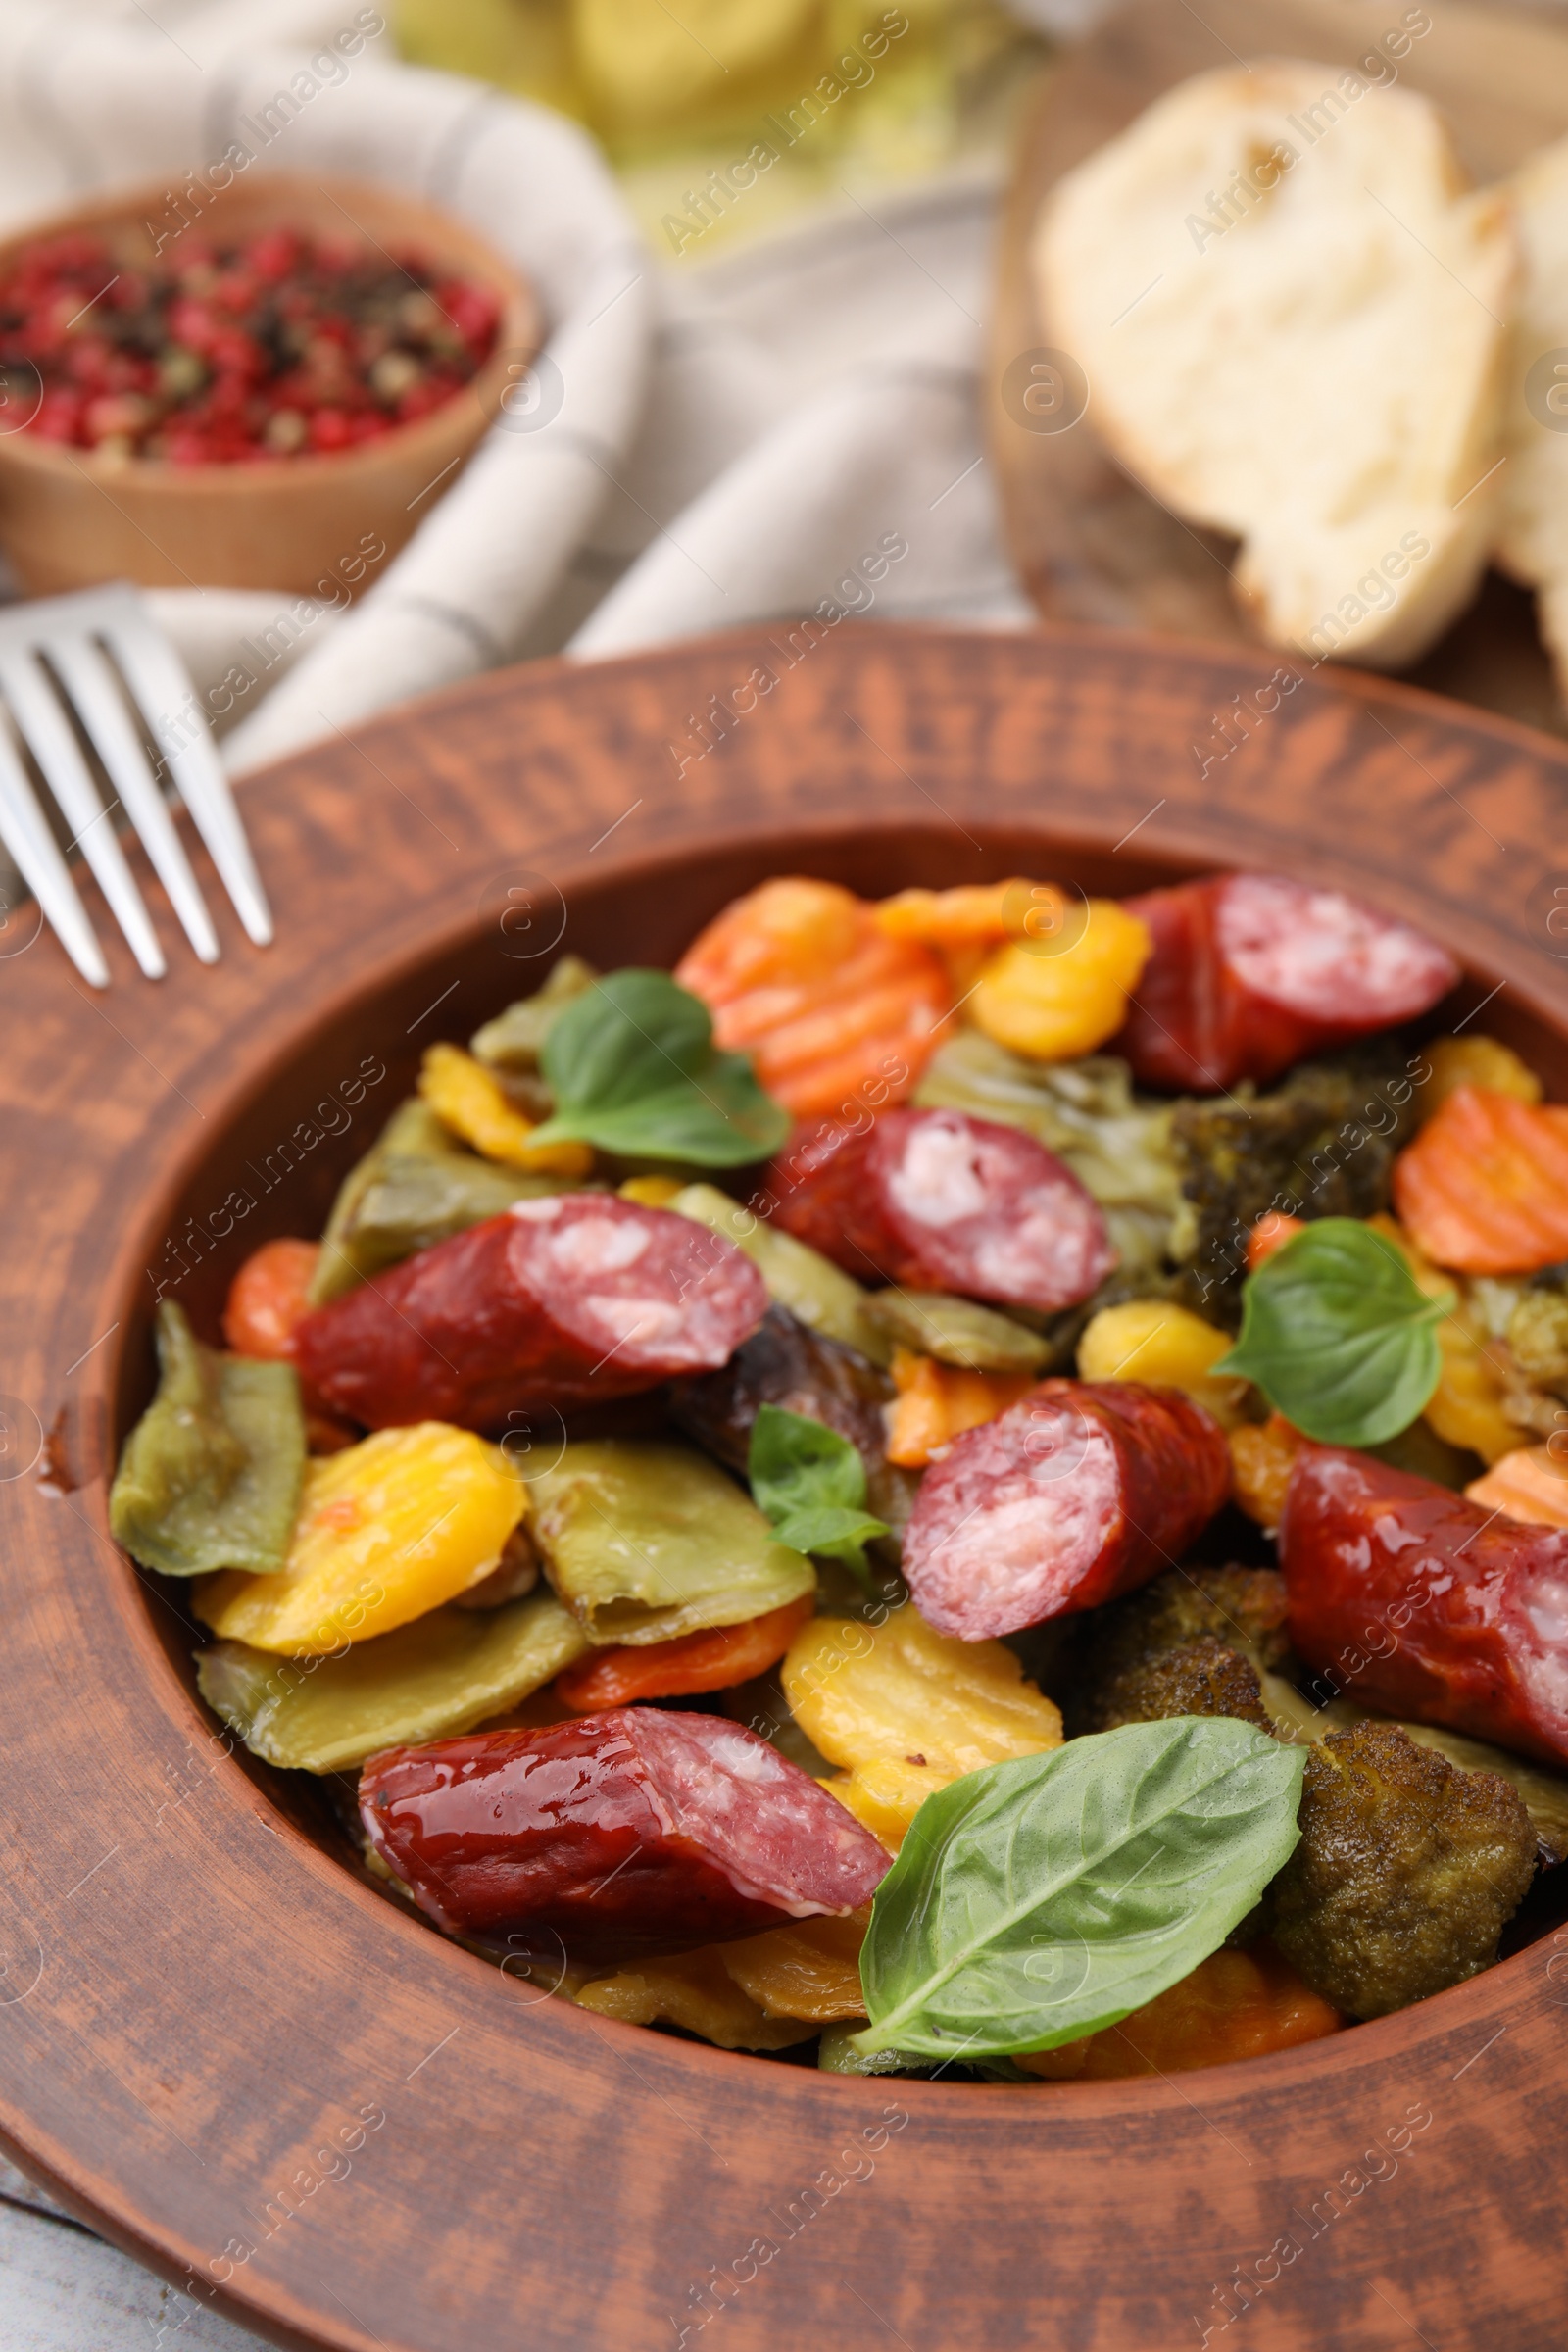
(0, 172), (539, 598)
(3, 625), (1567, 2352)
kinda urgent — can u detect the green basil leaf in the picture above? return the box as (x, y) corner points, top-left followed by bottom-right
(770, 1503), (892, 1566)
(747, 1404), (889, 1587)
(528, 969), (790, 1166)
(853, 1718), (1304, 2059)
(1214, 1217), (1453, 1446)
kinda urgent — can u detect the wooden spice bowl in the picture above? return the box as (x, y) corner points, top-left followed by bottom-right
(0, 172), (539, 598)
(3, 627), (1567, 2351)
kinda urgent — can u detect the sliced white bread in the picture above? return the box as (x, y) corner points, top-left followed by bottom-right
(1495, 134), (1568, 703)
(1031, 62), (1518, 668)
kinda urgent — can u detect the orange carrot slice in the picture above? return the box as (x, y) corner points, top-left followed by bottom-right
(1393, 1085), (1568, 1273)
(554, 1595), (815, 1713)
(675, 877), (950, 1119)
(1465, 1446), (1568, 1529)
(885, 1348), (1036, 1468)
(1016, 1940), (1344, 2080)
(1228, 1413), (1305, 1530)
(222, 1238), (320, 1360)
(1247, 1211), (1304, 1270)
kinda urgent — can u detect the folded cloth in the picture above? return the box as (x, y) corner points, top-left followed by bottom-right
(0, 7), (1028, 781)
(0, 8), (657, 762)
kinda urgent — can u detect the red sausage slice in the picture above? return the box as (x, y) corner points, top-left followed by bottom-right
(1112, 872), (1458, 1093)
(764, 1107), (1114, 1310)
(1282, 1446), (1568, 1769)
(901, 1380), (1230, 1639)
(359, 1707), (891, 1959)
(294, 1196), (767, 1432)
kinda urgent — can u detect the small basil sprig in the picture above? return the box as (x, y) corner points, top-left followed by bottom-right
(747, 1404), (889, 1589)
(527, 969), (790, 1167)
(854, 1719), (1304, 2061)
(1214, 1217), (1453, 1447)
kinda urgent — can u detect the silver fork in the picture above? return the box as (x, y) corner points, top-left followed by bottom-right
(0, 582), (271, 987)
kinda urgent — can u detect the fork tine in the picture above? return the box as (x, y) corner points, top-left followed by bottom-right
(100, 601), (273, 948)
(0, 649), (167, 980)
(43, 631), (220, 966)
(0, 725), (109, 988)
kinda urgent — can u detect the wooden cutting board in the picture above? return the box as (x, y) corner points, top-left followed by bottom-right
(988, 0), (1568, 737)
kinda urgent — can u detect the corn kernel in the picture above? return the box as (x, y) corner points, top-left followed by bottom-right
(417, 1042), (592, 1175)
(193, 1423), (525, 1654)
(1076, 1298), (1250, 1429)
(968, 900), (1151, 1062)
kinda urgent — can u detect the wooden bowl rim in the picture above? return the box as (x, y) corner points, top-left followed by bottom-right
(6, 620), (1568, 2350)
(0, 170), (540, 490)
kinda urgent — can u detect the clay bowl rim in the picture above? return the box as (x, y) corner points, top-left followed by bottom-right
(0, 169), (540, 492)
(8, 619), (1568, 2351)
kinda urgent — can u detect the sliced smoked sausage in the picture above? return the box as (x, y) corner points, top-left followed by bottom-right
(762, 1106), (1114, 1311)
(1111, 872), (1458, 1094)
(295, 1195), (767, 1433)
(359, 1706), (891, 1958)
(1282, 1446), (1568, 1769)
(901, 1380), (1231, 1640)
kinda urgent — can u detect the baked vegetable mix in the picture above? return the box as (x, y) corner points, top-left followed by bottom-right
(112, 866), (1568, 2074)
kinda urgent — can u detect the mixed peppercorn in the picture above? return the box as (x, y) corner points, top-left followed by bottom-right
(0, 228), (501, 462)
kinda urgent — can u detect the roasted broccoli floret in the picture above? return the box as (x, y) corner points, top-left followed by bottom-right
(1077, 1634), (1270, 1736)
(1172, 1044), (1417, 1325)
(1268, 1720), (1536, 2020)
(1065, 1565), (1290, 1735)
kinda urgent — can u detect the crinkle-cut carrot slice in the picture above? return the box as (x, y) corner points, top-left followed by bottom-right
(1247, 1211), (1304, 1270)
(1393, 1084), (1568, 1273)
(1466, 1446), (1568, 1529)
(680, 874), (864, 995)
(1015, 1940), (1344, 2080)
(875, 880), (1075, 994)
(553, 1595), (814, 1711)
(885, 1347), (1036, 1468)
(675, 877), (950, 1118)
(874, 879), (1061, 950)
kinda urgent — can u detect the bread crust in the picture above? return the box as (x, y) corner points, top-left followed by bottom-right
(1031, 61), (1519, 669)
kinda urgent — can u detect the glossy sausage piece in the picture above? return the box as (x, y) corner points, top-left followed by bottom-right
(765, 1107), (1114, 1311)
(360, 1707), (891, 1958)
(296, 1196), (768, 1433)
(1112, 872), (1458, 1093)
(1281, 1446), (1568, 1769)
(902, 1380), (1230, 1640)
